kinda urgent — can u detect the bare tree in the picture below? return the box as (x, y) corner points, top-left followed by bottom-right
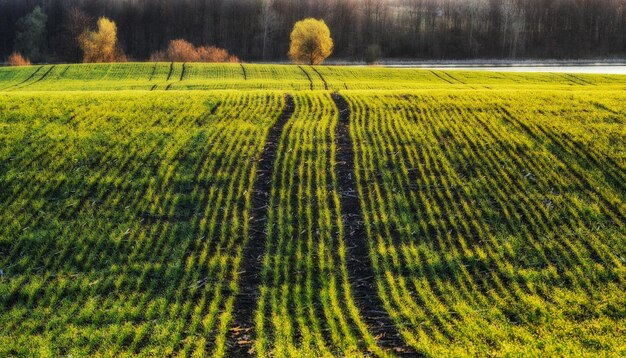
(500, 0), (525, 58)
(1, 0), (625, 61)
(61, 7), (92, 62)
(260, 0), (278, 61)
(467, 0), (489, 56)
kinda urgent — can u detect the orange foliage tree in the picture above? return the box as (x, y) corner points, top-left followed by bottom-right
(7, 52), (31, 66)
(150, 39), (239, 63)
(79, 17), (125, 63)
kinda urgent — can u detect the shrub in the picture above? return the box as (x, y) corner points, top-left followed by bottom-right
(149, 50), (166, 62)
(166, 39), (200, 62)
(7, 52), (31, 66)
(150, 40), (239, 63)
(197, 46), (228, 62)
(115, 51), (129, 62)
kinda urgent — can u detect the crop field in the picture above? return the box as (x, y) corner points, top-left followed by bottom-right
(2, 63), (626, 92)
(0, 64), (624, 357)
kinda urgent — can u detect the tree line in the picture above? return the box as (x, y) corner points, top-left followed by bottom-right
(1, 0), (625, 63)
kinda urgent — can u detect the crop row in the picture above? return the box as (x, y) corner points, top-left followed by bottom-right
(0, 91), (285, 356)
(344, 91), (625, 355)
(0, 89), (624, 356)
(249, 92), (383, 356)
(1, 63), (624, 92)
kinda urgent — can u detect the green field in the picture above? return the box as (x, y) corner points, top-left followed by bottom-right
(0, 63), (624, 357)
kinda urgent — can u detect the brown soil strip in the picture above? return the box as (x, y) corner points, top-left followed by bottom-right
(331, 92), (416, 355)
(227, 94), (295, 356)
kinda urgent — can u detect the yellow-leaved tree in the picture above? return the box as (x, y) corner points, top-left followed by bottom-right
(79, 17), (120, 63)
(288, 18), (333, 65)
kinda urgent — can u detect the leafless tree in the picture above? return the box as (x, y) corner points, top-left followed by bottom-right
(0, 0), (624, 62)
(260, 0), (278, 61)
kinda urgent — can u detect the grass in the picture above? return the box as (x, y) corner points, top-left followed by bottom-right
(1, 62), (625, 92)
(0, 91), (285, 355)
(0, 63), (624, 356)
(252, 92), (382, 357)
(345, 90), (625, 355)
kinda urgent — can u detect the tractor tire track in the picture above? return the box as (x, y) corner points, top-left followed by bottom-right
(310, 66), (328, 90)
(228, 94), (295, 356)
(559, 73), (584, 86)
(166, 62), (175, 81)
(161, 62), (176, 91)
(331, 92), (414, 355)
(241, 63), (247, 80)
(567, 74), (594, 85)
(429, 70), (454, 84)
(443, 71), (465, 84)
(58, 65), (71, 78)
(180, 63), (187, 81)
(1, 65), (43, 91)
(148, 63), (158, 81)
(20, 65), (57, 89)
(298, 65), (314, 90)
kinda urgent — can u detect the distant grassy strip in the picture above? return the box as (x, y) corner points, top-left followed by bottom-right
(310, 66), (328, 90)
(0, 65), (44, 91)
(1, 63), (625, 92)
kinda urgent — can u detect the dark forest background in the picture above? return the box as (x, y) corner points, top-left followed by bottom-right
(1, 0), (625, 63)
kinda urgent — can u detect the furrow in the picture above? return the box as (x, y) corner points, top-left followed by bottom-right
(310, 66), (328, 90)
(228, 94), (295, 356)
(298, 65), (314, 90)
(1, 65), (44, 91)
(331, 92), (414, 354)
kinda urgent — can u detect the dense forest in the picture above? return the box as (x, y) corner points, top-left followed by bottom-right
(1, 0), (625, 63)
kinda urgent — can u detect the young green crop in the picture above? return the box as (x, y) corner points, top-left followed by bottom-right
(1, 63), (624, 92)
(343, 90), (625, 355)
(0, 91), (285, 356)
(252, 92), (385, 357)
(0, 63), (624, 356)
